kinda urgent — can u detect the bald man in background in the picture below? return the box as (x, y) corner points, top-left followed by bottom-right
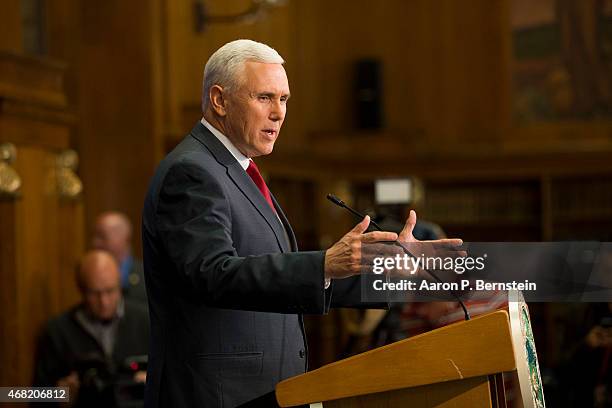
(92, 211), (147, 304)
(34, 250), (149, 407)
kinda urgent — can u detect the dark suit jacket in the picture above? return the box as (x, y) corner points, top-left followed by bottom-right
(33, 300), (150, 407)
(142, 123), (340, 408)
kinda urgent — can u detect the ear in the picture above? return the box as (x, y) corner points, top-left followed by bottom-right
(209, 85), (227, 116)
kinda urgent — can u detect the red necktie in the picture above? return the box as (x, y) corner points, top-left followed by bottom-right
(246, 160), (276, 213)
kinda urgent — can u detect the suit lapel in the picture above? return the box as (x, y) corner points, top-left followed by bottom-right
(190, 122), (291, 253)
(271, 193), (297, 252)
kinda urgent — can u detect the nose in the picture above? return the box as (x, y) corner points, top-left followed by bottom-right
(99, 292), (115, 310)
(269, 99), (285, 122)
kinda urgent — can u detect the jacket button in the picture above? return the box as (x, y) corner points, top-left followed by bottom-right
(299, 349), (305, 358)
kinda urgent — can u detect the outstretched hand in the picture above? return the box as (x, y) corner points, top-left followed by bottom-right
(324, 211), (464, 281)
(396, 210), (465, 276)
(324, 216), (398, 280)
(399, 210), (462, 247)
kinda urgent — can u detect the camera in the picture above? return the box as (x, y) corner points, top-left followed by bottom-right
(73, 354), (147, 408)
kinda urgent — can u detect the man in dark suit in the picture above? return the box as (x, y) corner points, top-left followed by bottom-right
(34, 250), (149, 407)
(93, 211), (147, 304)
(142, 39), (458, 408)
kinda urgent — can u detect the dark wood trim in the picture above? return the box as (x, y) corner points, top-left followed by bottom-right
(0, 51), (67, 108)
(0, 116), (71, 151)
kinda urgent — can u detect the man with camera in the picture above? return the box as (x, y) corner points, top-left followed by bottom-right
(34, 250), (149, 407)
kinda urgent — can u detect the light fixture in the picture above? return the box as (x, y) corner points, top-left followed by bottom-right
(193, 0), (288, 33)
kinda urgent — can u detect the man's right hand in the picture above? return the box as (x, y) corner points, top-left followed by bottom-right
(324, 216), (398, 280)
(57, 371), (79, 406)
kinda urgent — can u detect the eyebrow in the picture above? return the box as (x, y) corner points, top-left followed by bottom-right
(254, 92), (291, 99)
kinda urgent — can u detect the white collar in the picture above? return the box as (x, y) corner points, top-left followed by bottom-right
(201, 118), (250, 170)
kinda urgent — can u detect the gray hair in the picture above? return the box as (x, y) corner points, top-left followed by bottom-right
(202, 39), (284, 111)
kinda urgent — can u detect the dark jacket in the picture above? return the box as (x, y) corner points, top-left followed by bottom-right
(33, 300), (150, 407)
(142, 123), (382, 407)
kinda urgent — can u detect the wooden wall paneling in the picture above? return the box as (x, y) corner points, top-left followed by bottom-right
(58, 199), (84, 307)
(305, 0), (370, 132)
(0, 53), (67, 108)
(0, 144), (83, 386)
(0, 199), (19, 387)
(422, 0), (512, 141)
(285, 0), (320, 150)
(0, 141), (83, 388)
(162, 0), (184, 143)
(13, 146), (61, 385)
(0, 115), (69, 151)
(2, 146), (83, 385)
(45, 0), (161, 256)
(384, 0), (429, 134)
(0, 47), (83, 387)
(294, 0), (513, 146)
(78, 0), (157, 256)
(150, 0), (172, 163)
(44, 0), (81, 114)
(0, 0), (23, 53)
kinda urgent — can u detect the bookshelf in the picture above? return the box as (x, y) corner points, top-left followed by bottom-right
(425, 175), (612, 242)
(425, 179), (541, 241)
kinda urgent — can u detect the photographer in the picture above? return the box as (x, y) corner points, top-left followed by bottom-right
(34, 250), (149, 407)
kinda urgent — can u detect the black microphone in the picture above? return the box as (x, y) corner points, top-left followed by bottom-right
(326, 194), (383, 231)
(326, 193), (470, 321)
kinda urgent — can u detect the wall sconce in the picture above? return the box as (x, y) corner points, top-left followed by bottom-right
(193, 0), (288, 33)
(0, 143), (21, 197)
(56, 149), (83, 199)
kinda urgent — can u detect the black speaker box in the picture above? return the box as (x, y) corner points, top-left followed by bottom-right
(354, 59), (383, 130)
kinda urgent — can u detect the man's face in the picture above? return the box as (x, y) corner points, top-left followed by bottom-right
(81, 265), (121, 322)
(92, 217), (128, 262)
(223, 61), (290, 158)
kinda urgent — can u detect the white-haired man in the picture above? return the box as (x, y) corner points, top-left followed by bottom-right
(142, 39), (458, 407)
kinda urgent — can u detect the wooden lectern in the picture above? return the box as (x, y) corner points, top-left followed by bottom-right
(276, 307), (540, 407)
